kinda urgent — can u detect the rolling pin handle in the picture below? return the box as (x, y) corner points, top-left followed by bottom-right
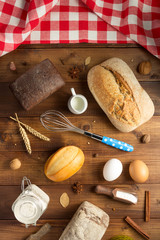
(95, 185), (113, 197)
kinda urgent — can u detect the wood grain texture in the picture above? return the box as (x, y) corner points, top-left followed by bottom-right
(0, 219), (157, 240)
(0, 81), (159, 117)
(0, 44), (160, 240)
(0, 151), (160, 185)
(0, 184), (160, 220)
(0, 116), (159, 153)
(0, 45), (159, 84)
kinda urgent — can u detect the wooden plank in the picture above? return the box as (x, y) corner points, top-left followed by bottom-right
(0, 46), (159, 83)
(0, 218), (156, 240)
(0, 184), (159, 220)
(0, 44), (160, 240)
(0, 116), (159, 183)
(18, 43), (140, 48)
(0, 115), (159, 152)
(0, 81), (159, 117)
(0, 151), (159, 185)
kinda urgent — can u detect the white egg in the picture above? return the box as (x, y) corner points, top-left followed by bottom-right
(103, 158), (123, 181)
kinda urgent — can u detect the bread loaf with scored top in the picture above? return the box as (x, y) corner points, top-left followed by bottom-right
(87, 57), (154, 132)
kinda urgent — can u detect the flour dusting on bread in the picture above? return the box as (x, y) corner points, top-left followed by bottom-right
(87, 58), (154, 132)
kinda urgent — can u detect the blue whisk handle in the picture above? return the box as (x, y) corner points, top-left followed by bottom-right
(102, 136), (133, 152)
(84, 132), (134, 152)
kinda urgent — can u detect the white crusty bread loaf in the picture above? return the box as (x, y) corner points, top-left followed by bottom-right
(87, 57), (154, 132)
(59, 201), (109, 240)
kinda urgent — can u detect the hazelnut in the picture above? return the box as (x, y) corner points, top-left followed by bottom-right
(141, 134), (150, 144)
(9, 61), (16, 71)
(93, 153), (98, 158)
(10, 158), (21, 170)
(138, 61), (151, 75)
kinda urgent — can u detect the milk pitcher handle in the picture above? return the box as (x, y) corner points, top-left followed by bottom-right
(71, 88), (76, 96)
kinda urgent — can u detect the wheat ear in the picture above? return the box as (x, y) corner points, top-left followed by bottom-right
(10, 116), (50, 142)
(15, 113), (32, 154)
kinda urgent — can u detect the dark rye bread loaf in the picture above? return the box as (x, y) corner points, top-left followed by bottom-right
(10, 59), (65, 110)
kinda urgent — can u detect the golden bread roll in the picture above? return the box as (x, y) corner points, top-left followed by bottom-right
(44, 146), (84, 182)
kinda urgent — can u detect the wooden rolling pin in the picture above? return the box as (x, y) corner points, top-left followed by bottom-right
(26, 223), (52, 240)
(95, 185), (138, 204)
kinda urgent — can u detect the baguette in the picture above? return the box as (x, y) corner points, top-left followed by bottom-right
(87, 57), (154, 132)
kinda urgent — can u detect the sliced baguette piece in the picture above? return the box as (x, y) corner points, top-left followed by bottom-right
(87, 57), (154, 132)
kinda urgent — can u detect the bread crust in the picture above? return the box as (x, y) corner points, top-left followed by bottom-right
(59, 201), (109, 240)
(10, 59), (65, 110)
(44, 146), (84, 182)
(87, 58), (154, 132)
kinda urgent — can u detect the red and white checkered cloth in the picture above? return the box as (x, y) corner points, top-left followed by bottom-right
(0, 0), (160, 58)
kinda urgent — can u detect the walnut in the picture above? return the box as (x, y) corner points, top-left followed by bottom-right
(10, 158), (21, 170)
(141, 134), (150, 143)
(138, 61), (151, 75)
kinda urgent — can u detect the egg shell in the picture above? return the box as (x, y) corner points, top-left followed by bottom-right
(129, 160), (149, 183)
(103, 158), (123, 181)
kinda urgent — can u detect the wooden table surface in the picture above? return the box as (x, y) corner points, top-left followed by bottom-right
(0, 44), (160, 240)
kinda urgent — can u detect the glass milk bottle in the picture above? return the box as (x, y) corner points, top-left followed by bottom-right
(12, 177), (50, 228)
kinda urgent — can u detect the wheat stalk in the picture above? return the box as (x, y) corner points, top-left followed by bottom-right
(15, 113), (32, 154)
(10, 116), (50, 142)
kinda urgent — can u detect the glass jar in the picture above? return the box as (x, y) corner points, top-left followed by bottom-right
(12, 177), (50, 228)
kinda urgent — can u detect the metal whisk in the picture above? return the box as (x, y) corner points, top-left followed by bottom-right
(40, 110), (133, 152)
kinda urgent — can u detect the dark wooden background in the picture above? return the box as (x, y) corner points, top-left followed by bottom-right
(0, 44), (160, 240)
